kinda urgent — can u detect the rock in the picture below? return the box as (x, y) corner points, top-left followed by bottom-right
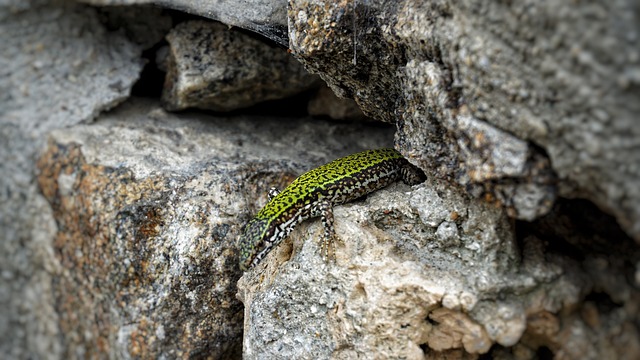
(79, 0), (289, 46)
(307, 84), (366, 121)
(94, 4), (173, 50)
(162, 20), (320, 112)
(3, 1), (639, 359)
(288, 0), (640, 241)
(238, 177), (495, 358)
(35, 99), (395, 358)
(515, 199), (640, 359)
(238, 181), (640, 359)
(0, 0), (144, 358)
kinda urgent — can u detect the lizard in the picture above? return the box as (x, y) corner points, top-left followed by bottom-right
(238, 148), (425, 271)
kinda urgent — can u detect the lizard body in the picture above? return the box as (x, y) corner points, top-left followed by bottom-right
(238, 148), (424, 271)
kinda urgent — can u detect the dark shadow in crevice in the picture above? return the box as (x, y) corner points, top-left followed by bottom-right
(516, 198), (637, 263)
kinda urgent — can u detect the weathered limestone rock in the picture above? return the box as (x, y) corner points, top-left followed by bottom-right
(79, 0), (289, 46)
(162, 20), (320, 112)
(0, 1), (144, 358)
(35, 99), (395, 358)
(238, 178), (640, 359)
(288, 0), (640, 240)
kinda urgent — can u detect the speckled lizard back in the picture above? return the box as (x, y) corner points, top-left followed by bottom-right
(239, 148), (424, 270)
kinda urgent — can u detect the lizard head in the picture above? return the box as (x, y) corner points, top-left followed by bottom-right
(238, 217), (271, 271)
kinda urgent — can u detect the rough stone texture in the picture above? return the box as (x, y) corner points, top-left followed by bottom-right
(94, 4), (173, 50)
(288, 0), (640, 240)
(307, 84), (367, 121)
(238, 179), (640, 359)
(0, 0), (144, 358)
(35, 99), (395, 358)
(162, 20), (320, 112)
(4, 0), (639, 359)
(79, 0), (289, 46)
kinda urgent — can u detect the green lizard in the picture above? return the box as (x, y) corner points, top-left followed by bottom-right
(238, 148), (425, 271)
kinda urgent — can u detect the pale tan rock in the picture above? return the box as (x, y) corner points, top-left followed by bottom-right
(237, 173), (527, 358)
(425, 308), (491, 354)
(238, 176), (640, 359)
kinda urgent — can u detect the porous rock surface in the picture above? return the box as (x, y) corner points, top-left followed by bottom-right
(238, 173), (640, 359)
(162, 20), (320, 112)
(288, 0), (640, 240)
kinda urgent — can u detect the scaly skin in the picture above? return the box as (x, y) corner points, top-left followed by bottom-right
(238, 148), (425, 271)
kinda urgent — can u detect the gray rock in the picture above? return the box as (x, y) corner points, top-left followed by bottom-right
(307, 84), (366, 121)
(238, 179), (640, 359)
(36, 99), (395, 358)
(288, 0), (640, 240)
(94, 5), (173, 49)
(162, 20), (320, 112)
(79, 0), (289, 46)
(0, 0), (143, 358)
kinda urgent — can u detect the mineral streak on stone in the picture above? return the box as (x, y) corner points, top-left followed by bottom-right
(162, 20), (320, 112)
(288, 0), (640, 241)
